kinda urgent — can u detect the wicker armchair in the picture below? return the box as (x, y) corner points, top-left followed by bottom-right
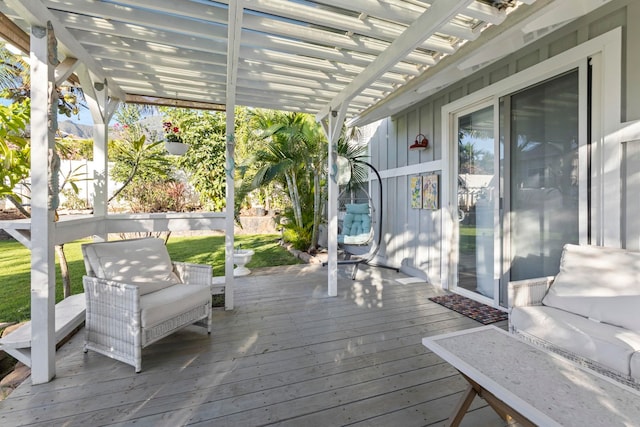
(81, 238), (212, 373)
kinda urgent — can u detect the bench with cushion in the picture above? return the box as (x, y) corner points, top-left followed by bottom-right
(0, 293), (86, 367)
(81, 237), (212, 372)
(509, 243), (640, 389)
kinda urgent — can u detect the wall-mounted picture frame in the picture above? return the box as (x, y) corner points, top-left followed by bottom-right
(422, 174), (439, 210)
(410, 176), (422, 208)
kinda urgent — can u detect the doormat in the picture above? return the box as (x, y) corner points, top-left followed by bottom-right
(428, 294), (508, 325)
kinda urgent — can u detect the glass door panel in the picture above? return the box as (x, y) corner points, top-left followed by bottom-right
(457, 105), (495, 298)
(508, 71), (579, 280)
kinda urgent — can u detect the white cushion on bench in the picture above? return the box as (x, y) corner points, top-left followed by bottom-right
(631, 353), (640, 381)
(83, 238), (179, 296)
(511, 305), (640, 376)
(542, 244), (640, 331)
(140, 284), (211, 328)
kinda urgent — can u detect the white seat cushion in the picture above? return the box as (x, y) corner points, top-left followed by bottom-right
(83, 238), (179, 295)
(630, 352), (640, 381)
(542, 244), (640, 331)
(140, 284), (211, 328)
(511, 306), (640, 376)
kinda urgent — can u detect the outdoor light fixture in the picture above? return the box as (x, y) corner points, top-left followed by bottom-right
(409, 134), (429, 150)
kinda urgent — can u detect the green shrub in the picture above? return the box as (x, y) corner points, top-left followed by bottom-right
(282, 224), (312, 251)
(60, 188), (89, 210)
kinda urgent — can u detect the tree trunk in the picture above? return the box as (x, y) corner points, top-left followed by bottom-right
(55, 244), (72, 298)
(5, 195), (30, 218)
(309, 170), (321, 252)
(108, 162), (139, 203)
(284, 173), (303, 228)
(289, 172), (303, 228)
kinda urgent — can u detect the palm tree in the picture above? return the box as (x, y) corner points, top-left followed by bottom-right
(0, 42), (82, 117)
(297, 115), (327, 251)
(337, 127), (369, 193)
(250, 111), (309, 228)
(248, 110), (331, 250)
(0, 43), (29, 94)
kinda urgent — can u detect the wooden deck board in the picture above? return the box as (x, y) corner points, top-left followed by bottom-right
(1, 264), (508, 426)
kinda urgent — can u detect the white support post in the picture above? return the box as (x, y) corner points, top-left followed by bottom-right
(224, 0), (243, 310)
(91, 119), (109, 241)
(77, 65), (119, 241)
(322, 107), (348, 297)
(225, 114), (235, 310)
(29, 22), (57, 384)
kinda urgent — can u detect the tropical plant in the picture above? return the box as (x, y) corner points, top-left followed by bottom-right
(108, 134), (172, 203)
(108, 104), (173, 204)
(248, 110), (329, 251)
(162, 107), (255, 213)
(0, 99), (30, 200)
(337, 127), (369, 193)
(0, 42), (82, 117)
(0, 43), (90, 300)
(165, 108), (227, 211)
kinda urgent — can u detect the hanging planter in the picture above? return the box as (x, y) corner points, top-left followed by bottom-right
(165, 141), (189, 155)
(163, 121), (189, 155)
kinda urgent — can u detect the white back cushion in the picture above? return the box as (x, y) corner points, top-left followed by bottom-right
(542, 244), (640, 331)
(83, 238), (179, 295)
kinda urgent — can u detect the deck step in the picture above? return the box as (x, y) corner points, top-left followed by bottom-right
(0, 293), (86, 367)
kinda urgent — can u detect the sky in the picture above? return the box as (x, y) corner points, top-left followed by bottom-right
(2, 97), (99, 126)
(61, 106), (94, 125)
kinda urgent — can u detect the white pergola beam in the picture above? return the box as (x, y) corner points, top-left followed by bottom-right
(57, 14), (228, 57)
(60, 0), (445, 61)
(6, 0), (125, 101)
(318, 0), (474, 121)
(109, 0), (457, 56)
(240, 14), (451, 58)
(44, 0), (228, 43)
(241, 0), (455, 54)
(461, 1), (507, 24)
(76, 64), (117, 225)
(312, 0), (505, 27)
(86, 42), (410, 94)
(350, 0), (558, 126)
(112, 83), (374, 112)
(54, 56), (78, 85)
(70, 27), (431, 76)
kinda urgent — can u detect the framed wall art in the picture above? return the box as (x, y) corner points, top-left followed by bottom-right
(410, 176), (422, 208)
(422, 174), (439, 210)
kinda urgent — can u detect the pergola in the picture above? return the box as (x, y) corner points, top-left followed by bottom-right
(0, 0), (583, 384)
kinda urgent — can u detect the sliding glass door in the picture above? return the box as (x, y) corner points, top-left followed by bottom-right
(451, 69), (582, 306)
(455, 105), (496, 299)
(504, 70), (580, 283)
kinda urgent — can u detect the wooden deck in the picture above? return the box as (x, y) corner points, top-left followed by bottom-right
(1, 264), (509, 426)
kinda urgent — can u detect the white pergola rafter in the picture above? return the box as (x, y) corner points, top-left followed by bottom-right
(317, 0), (474, 120)
(5, 0), (125, 100)
(0, 0), (512, 119)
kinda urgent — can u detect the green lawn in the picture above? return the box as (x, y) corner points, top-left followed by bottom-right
(0, 234), (301, 324)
